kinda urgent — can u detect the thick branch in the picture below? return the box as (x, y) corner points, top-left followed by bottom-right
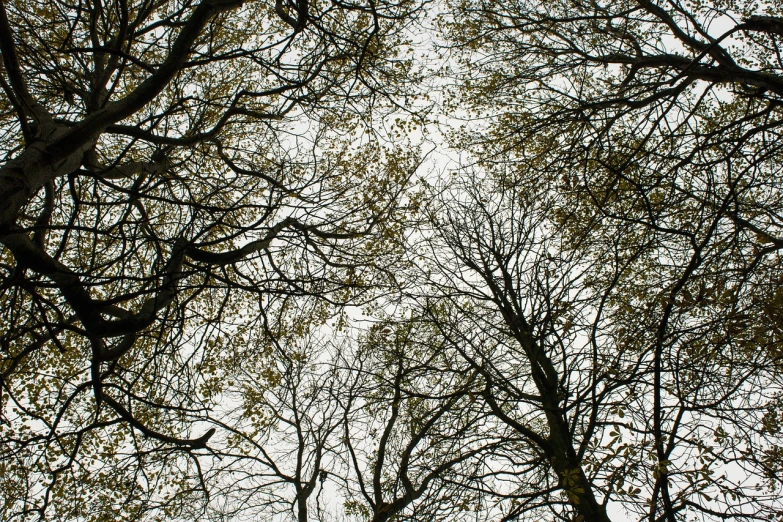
(47, 0), (245, 160)
(0, 232), (186, 340)
(102, 394), (215, 449)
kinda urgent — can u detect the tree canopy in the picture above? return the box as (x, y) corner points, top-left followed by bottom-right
(1, 0), (782, 521)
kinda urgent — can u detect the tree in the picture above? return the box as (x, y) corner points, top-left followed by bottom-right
(0, 0), (423, 518)
(336, 316), (504, 522)
(200, 316), (348, 522)
(409, 163), (783, 521)
(433, 0), (783, 520)
(187, 308), (504, 522)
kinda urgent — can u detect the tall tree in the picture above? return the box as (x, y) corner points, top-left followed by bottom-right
(191, 309), (504, 522)
(411, 164), (783, 521)
(0, 0), (422, 518)
(437, 0), (783, 520)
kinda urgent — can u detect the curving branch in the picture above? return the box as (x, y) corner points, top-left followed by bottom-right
(102, 394), (216, 449)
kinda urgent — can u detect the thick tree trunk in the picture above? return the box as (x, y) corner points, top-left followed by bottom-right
(0, 123), (91, 230)
(506, 312), (612, 522)
(544, 399), (612, 522)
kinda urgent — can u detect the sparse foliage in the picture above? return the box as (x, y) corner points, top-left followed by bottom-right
(0, 0), (422, 518)
(438, 0), (783, 520)
(2, 0), (783, 521)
